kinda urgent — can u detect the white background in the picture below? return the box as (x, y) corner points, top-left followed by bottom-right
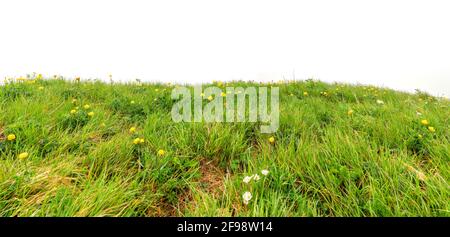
(1, 0), (449, 97)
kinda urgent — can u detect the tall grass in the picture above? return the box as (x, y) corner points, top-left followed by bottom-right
(0, 76), (448, 216)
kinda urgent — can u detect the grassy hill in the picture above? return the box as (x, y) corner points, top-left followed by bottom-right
(0, 76), (448, 217)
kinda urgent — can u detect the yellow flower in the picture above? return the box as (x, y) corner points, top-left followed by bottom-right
(303, 91), (308, 96)
(84, 104), (90, 109)
(420, 119), (429, 126)
(7, 134), (16, 141)
(133, 137), (145, 145)
(268, 136), (275, 144)
(70, 109), (77, 114)
(347, 109), (354, 116)
(38, 86), (44, 90)
(207, 96), (213, 101)
(129, 127), (136, 133)
(221, 92), (226, 97)
(88, 112), (94, 117)
(428, 126), (436, 133)
(18, 152), (29, 160)
(133, 138), (141, 145)
(157, 149), (166, 156)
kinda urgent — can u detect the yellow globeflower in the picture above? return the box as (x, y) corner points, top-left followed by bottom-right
(428, 127), (436, 133)
(268, 136), (275, 144)
(18, 152), (29, 160)
(207, 96), (213, 101)
(221, 92), (226, 97)
(7, 134), (16, 141)
(84, 104), (90, 109)
(303, 91), (308, 96)
(139, 138), (145, 143)
(157, 149), (166, 156)
(420, 120), (429, 126)
(347, 109), (354, 116)
(129, 127), (136, 133)
(70, 109), (77, 114)
(88, 112), (94, 117)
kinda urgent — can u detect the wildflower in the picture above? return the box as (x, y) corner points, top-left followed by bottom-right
(242, 191), (252, 205)
(268, 136), (275, 144)
(243, 176), (253, 184)
(428, 126), (436, 133)
(253, 174), (261, 181)
(157, 149), (166, 156)
(88, 112), (94, 117)
(207, 96), (213, 101)
(38, 86), (44, 90)
(18, 152), (29, 160)
(347, 109), (354, 116)
(83, 104), (90, 109)
(70, 109), (77, 114)
(140, 138), (145, 143)
(303, 91), (308, 96)
(221, 92), (226, 97)
(129, 127), (136, 133)
(7, 134), (16, 141)
(200, 93), (205, 97)
(421, 119), (429, 126)
(376, 99), (384, 105)
(133, 138), (141, 145)
(261, 169), (269, 176)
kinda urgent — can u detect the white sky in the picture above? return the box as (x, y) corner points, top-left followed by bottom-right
(1, 0), (449, 96)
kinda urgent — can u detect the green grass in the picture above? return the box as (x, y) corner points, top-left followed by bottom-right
(0, 75), (449, 217)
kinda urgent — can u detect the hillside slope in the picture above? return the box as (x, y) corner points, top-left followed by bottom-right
(0, 76), (449, 216)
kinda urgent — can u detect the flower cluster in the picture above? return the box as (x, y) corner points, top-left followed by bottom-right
(242, 169), (269, 205)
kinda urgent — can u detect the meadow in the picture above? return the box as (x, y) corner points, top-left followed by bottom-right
(0, 74), (448, 217)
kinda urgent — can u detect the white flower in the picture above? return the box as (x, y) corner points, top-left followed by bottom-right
(253, 174), (260, 181)
(376, 99), (384, 105)
(416, 111), (422, 116)
(242, 191), (252, 205)
(261, 169), (269, 176)
(243, 176), (253, 184)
